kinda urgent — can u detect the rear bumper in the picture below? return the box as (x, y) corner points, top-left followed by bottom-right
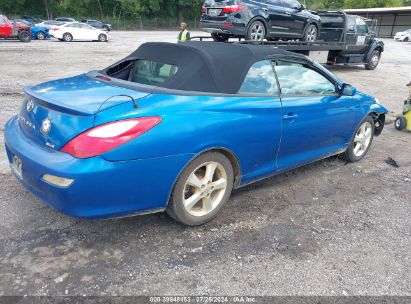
(199, 21), (245, 36)
(5, 116), (193, 218)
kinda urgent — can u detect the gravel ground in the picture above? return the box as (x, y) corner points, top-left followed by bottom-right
(0, 32), (410, 297)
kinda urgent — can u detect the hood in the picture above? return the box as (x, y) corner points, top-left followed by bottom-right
(26, 74), (151, 116)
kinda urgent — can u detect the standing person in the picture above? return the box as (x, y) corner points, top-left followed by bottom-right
(178, 22), (191, 43)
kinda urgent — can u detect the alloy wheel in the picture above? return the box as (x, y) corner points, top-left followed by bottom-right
(250, 23), (265, 41)
(306, 25), (317, 42)
(353, 121), (373, 157)
(37, 32), (45, 40)
(182, 161), (228, 217)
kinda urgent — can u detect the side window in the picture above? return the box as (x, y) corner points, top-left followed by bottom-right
(347, 16), (356, 32)
(266, 0), (283, 7)
(130, 60), (178, 85)
(281, 0), (301, 9)
(239, 60), (279, 96)
(274, 61), (337, 96)
(356, 17), (368, 34)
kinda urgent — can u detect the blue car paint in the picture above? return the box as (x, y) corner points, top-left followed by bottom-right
(30, 26), (49, 39)
(4, 69), (388, 218)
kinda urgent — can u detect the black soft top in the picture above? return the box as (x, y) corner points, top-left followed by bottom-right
(103, 41), (307, 94)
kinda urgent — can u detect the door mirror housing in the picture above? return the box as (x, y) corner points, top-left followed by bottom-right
(296, 4), (304, 11)
(341, 83), (357, 96)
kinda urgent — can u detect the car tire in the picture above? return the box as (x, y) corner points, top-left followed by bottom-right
(63, 33), (73, 42)
(36, 31), (46, 40)
(211, 33), (229, 42)
(98, 34), (107, 42)
(18, 30), (31, 43)
(341, 116), (375, 162)
(303, 24), (318, 42)
(395, 116), (407, 130)
(246, 20), (266, 41)
(167, 152), (234, 226)
(365, 50), (381, 70)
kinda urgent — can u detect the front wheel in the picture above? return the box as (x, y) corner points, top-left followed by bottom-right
(304, 24), (318, 42)
(365, 50), (381, 70)
(167, 152), (234, 226)
(246, 20), (266, 41)
(342, 116), (375, 162)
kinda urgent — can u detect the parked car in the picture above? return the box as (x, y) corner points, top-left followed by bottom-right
(394, 29), (411, 42)
(200, 0), (321, 42)
(0, 15), (31, 42)
(35, 20), (66, 29)
(81, 19), (112, 31)
(4, 42), (387, 225)
(49, 22), (109, 42)
(13, 19), (49, 40)
(55, 17), (76, 22)
(21, 15), (42, 24)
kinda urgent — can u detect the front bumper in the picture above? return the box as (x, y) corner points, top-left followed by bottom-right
(5, 116), (193, 218)
(199, 21), (245, 37)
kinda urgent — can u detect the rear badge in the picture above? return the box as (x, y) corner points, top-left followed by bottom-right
(40, 118), (52, 136)
(26, 99), (34, 112)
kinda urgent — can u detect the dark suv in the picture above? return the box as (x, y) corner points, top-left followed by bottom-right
(200, 0), (321, 42)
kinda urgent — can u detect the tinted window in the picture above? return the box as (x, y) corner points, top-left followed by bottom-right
(356, 17), (368, 34)
(274, 61), (336, 96)
(130, 60), (178, 85)
(281, 0), (302, 9)
(266, 0), (283, 6)
(239, 60), (279, 95)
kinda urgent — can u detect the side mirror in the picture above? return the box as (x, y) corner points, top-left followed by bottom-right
(341, 83), (357, 96)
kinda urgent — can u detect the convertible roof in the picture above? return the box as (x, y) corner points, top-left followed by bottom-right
(104, 41), (306, 94)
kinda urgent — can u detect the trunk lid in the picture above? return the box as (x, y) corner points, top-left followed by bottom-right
(203, 0), (238, 21)
(19, 74), (150, 150)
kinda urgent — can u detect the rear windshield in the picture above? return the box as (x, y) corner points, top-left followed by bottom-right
(130, 60), (178, 85)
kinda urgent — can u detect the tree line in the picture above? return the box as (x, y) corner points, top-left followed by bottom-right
(0, 0), (408, 22)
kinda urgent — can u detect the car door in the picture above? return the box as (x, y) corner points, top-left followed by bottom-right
(273, 60), (362, 170)
(280, 0), (307, 36)
(78, 23), (95, 40)
(236, 60), (282, 182)
(264, 0), (290, 36)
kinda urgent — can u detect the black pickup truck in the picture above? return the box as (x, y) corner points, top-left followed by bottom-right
(241, 11), (385, 70)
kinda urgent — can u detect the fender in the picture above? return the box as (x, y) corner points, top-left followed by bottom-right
(365, 39), (385, 61)
(246, 15), (269, 36)
(302, 20), (322, 39)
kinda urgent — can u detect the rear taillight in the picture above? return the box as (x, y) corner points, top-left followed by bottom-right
(61, 117), (162, 159)
(201, 6), (206, 13)
(51, 27), (60, 31)
(222, 4), (245, 13)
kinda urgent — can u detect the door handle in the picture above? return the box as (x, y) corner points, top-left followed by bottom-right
(263, 8), (268, 12)
(283, 113), (299, 120)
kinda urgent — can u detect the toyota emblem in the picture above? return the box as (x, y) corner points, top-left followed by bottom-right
(40, 118), (52, 136)
(26, 99), (34, 112)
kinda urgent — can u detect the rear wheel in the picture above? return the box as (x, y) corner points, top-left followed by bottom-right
(36, 31), (46, 40)
(98, 33), (107, 42)
(342, 116), (374, 162)
(63, 32), (73, 42)
(304, 24), (318, 42)
(365, 50), (381, 70)
(211, 33), (229, 42)
(246, 20), (266, 41)
(395, 116), (406, 130)
(167, 152), (234, 226)
(18, 30), (31, 43)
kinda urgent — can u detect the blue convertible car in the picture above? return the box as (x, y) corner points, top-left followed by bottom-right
(4, 42), (387, 225)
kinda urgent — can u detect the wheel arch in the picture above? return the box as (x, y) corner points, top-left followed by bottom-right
(166, 147), (242, 207)
(303, 21), (321, 38)
(246, 16), (268, 37)
(367, 111), (386, 136)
